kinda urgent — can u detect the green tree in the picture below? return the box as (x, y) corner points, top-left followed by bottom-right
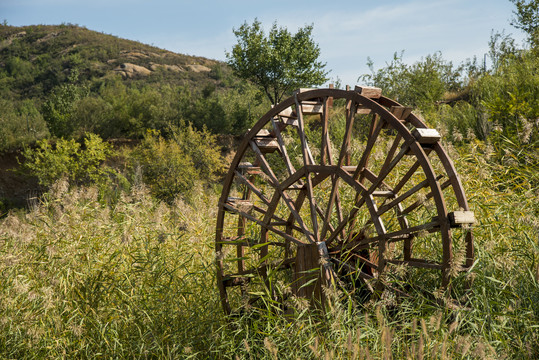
(226, 19), (328, 104)
(360, 52), (462, 110)
(42, 70), (89, 138)
(510, 0), (539, 45)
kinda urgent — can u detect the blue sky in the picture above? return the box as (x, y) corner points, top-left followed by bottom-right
(1, 0), (526, 86)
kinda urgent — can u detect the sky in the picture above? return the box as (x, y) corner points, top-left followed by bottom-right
(1, 0), (527, 86)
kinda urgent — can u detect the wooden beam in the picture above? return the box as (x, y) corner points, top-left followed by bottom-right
(355, 85), (382, 99)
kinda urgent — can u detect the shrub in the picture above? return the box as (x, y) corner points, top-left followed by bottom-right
(130, 124), (223, 202)
(42, 70), (89, 138)
(22, 133), (115, 188)
(0, 99), (49, 152)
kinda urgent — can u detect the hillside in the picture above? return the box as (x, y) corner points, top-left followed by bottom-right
(0, 24), (268, 154)
(0, 23), (223, 100)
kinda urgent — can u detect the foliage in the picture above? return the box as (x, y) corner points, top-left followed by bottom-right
(22, 133), (115, 188)
(510, 0), (539, 45)
(0, 99), (49, 152)
(226, 19), (328, 104)
(360, 51), (464, 111)
(130, 125), (224, 202)
(41, 70), (89, 137)
(0, 24), (261, 150)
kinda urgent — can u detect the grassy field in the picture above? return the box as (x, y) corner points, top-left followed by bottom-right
(0, 140), (537, 359)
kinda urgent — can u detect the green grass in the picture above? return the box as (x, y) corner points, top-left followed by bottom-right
(0, 141), (538, 359)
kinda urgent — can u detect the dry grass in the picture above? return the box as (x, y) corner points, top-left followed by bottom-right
(0, 140), (538, 359)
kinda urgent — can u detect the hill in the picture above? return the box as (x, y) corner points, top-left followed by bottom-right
(0, 23), (222, 99)
(0, 24), (267, 151)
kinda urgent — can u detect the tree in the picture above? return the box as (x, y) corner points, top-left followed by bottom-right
(226, 19), (328, 105)
(510, 0), (539, 45)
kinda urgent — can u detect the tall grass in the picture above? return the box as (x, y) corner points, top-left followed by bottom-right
(1, 140), (538, 359)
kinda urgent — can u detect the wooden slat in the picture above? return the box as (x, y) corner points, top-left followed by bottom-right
(390, 106), (413, 120)
(254, 137), (279, 153)
(355, 85), (382, 99)
(238, 162), (261, 175)
(356, 106), (372, 115)
(234, 170), (271, 206)
(293, 243), (320, 298)
(372, 191), (395, 197)
(321, 95), (331, 165)
(278, 107), (297, 121)
(225, 198), (253, 212)
(448, 211), (476, 227)
(413, 128), (441, 144)
(301, 100), (324, 114)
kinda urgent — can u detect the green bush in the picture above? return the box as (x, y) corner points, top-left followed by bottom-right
(0, 99), (49, 152)
(42, 70), (89, 138)
(131, 124), (223, 202)
(22, 133), (115, 188)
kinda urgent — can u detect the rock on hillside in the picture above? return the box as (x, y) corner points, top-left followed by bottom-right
(114, 63), (152, 78)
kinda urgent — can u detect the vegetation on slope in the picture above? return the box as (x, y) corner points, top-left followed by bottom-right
(0, 23), (269, 150)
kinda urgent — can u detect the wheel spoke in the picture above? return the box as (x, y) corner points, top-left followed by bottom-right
(217, 87), (474, 314)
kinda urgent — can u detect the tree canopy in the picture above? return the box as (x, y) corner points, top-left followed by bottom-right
(510, 0), (539, 45)
(226, 20), (328, 104)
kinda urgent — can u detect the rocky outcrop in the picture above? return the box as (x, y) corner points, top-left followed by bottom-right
(36, 31), (62, 43)
(149, 63), (184, 72)
(186, 64), (211, 73)
(0, 31), (26, 50)
(114, 63), (152, 78)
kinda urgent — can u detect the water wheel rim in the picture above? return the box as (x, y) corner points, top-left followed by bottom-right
(215, 87), (474, 315)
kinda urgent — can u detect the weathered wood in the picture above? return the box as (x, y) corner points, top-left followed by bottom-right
(448, 211), (476, 227)
(372, 190), (395, 197)
(254, 137), (279, 153)
(356, 105), (372, 115)
(278, 106), (297, 120)
(355, 85), (382, 99)
(301, 100), (324, 114)
(238, 162), (262, 175)
(413, 128), (441, 144)
(216, 87), (474, 314)
(225, 197), (254, 213)
(390, 105), (413, 120)
(293, 243), (320, 298)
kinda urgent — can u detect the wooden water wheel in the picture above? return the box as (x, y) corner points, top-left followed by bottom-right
(215, 86), (475, 315)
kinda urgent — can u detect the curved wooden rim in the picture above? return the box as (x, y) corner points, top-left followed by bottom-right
(215, 87), (474, 314)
